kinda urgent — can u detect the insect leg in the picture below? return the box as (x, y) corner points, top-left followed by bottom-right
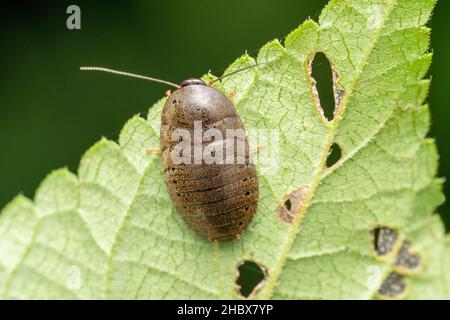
(146, 148), (162, 154)
(250, 146), (263, 157)
(227, 91), (236, 100)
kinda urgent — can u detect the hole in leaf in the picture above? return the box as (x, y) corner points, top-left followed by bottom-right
(378, 272), (407, 299)
(395, 241), (422, 273)
(235, 260), (267, 298)
(311, 52), (336, 121)
(326, 143), (342, 167)
(284, 199), (292, 211)
(371, 226), (398, 257)
(277, 187), (309, 224)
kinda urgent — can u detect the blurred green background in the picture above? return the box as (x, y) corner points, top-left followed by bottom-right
(0, 0), (449, 230)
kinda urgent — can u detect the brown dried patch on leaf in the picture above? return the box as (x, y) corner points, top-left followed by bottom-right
(307, 51), (342, 122)
(378, 272), (408, 299)
(395, 241), (423, 274)
(371, 226), (399, 257)
(336, 89), (345, 105)
(277, 187), (309, 224)
(234, 260), (267, 299)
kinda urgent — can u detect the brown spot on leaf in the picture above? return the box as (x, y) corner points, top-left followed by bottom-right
(336, 89), (345, 105)
(235, 260), (267, 299)
(378, 272), (407, 299)
(277, 187), (309, 224)
(395, 241), (422, 274)
(371, 226), (399, 257)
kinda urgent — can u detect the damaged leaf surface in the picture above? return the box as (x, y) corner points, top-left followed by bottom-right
(0, 0), (448, 299)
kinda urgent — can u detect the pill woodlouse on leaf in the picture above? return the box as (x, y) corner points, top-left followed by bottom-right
(80, 65), (259, 242)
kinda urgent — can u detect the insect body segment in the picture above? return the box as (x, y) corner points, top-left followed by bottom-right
(161, 81), (259, 242)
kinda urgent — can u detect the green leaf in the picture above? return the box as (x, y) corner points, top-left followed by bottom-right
(0, 0), (448, 299)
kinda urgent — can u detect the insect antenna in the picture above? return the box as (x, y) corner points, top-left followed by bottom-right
(208, 62), (264, 86)
(79, 66), (181, 89)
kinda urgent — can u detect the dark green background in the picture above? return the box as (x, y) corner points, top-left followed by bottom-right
(1, 0), (449, 229)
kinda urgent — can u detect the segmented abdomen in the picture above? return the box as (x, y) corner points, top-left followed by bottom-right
(161, 113), (258, 242)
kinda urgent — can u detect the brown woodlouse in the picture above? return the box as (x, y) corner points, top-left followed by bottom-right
(80, 66), (259, 242)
